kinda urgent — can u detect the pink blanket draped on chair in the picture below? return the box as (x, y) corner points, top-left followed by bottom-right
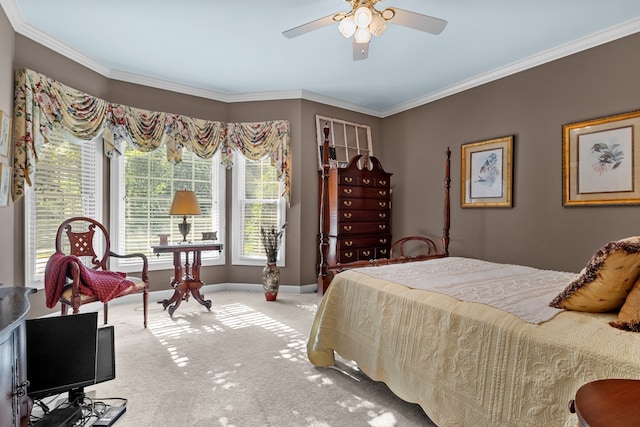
(44, 252), (135, 308)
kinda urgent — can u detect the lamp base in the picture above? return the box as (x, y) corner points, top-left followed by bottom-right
(178, 217), (191, 243)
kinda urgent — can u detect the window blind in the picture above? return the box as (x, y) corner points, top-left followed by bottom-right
(25, 139), (101, 288)
(232, 156), (286, 265)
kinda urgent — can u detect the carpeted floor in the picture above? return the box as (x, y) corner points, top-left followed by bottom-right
(70, 288), (437, 427)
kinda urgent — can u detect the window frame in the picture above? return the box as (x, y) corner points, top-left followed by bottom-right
(315, 115), (373, 169)
(110, 146), (226, 273)
(231, 155), (287, 267)
(24, 138), (103, 289)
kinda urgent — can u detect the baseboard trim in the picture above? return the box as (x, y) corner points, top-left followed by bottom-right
(104, 282), (318, 308)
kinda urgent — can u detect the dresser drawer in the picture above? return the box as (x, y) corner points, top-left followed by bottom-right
(339, 198), (390, 210)
(376, 247), (391, 258)
(338, 222), (389, 235)
(337, 249), (358, 263)
(338, 209), (390, 223)
(338, 185), (390, 199)
(338, 235), (391, 249)
(336, 245), (391, 264)
(339, 174), (373, 186)
(375, 177), (390, 188)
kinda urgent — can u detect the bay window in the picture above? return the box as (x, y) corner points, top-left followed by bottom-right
(110, 146), (225, 271)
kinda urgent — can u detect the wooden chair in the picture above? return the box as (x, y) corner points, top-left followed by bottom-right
(54, 217), (149, 328)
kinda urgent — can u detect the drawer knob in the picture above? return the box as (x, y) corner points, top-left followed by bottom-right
(345, 241), (353, 247)
(344, 188), (353, 194)
(344, 177), (353, 183)
(380, 238), (387, 244)
(344, 225), (352, 231)
(344, 212), (352, 219)
(379, 225), (386, 230)
(379, 249), (388, 255)
(344, 201), (352, 207)
(378, 202), (386, 207)
(363, 251), (371, 256)
(345, 252), (354, 258)
(379, 190), (387, 196)
(379, 213), (386, 219)
(363, 178), (371, 184)
(379, 180), (387, 186)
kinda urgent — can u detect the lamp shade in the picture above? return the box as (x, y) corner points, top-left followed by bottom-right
(354, 6), (372, 28)
(169, 190), (202, 216)
(338, 15), (357, 38)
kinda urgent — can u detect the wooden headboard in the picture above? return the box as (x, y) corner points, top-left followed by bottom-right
(316, 125), (452, 296)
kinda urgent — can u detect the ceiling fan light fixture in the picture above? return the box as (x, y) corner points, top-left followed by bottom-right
(354, 6), (372, 28)
(380, 8), (395, 20)
(369, 14), (387, 36)
(338, 15), (357, 38)
(354, 26), (371, 43)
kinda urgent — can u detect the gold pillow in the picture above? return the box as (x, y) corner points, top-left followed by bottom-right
(610, 278), (640, 332)
(549, 236), (640, 312)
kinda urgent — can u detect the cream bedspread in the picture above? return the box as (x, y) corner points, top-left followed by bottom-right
(307, 257), (640, 427)
(355, 257), (576, 324)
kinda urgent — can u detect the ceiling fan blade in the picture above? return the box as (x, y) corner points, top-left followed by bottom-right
(389, 8), (447, 35)
(282, 15), (336, 39)
(353, 41), (369, 61)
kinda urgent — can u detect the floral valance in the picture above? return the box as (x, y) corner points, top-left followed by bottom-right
(12, 68), (291, 203)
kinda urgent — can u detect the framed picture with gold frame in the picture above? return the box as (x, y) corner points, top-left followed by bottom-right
(461, 136), (513, 208)
(0, 110), (10, 158)
(563, 110), (640, 206)
(0, 164), (11, 207)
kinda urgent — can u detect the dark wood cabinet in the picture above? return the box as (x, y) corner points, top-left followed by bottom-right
(325, 155), (392, 267)
(0, 287), (35, 427)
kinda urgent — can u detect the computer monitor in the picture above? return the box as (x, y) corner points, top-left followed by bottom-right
(26, 312), (116, 403)
(96, 325), (115, 384)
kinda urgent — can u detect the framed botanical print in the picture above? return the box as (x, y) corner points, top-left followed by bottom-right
(461, 136), (514, 208)
(0, 110), (11, 158)
(0, 164), (11, 207)
(563, 110), (640, 206)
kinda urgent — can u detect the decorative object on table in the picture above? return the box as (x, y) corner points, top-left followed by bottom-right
(562, 109), (640, 206)
(0, 110), (11, 157)
(260, 224), (286, 301)
(461, 135), (513, 208)
(202, 231), (217, 241)
(169, 190), (201, 243)
(157, 233), (170, 245)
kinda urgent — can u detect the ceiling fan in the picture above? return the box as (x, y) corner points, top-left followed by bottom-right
(282, 0), (447, 60)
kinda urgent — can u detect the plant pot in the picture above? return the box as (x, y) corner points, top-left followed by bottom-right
(262, 262), (280, 301)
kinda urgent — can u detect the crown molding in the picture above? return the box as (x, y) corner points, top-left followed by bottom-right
(383, 16), (640, 117)
(3, 0), (640, 119)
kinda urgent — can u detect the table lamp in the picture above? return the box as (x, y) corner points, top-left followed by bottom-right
(169, 190), (201, 243)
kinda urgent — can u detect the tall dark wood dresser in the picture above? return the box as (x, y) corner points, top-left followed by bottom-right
(325, 154), (392, 267)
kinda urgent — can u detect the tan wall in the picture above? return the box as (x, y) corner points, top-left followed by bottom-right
(4, 5), (640, 316)
(381, 32), (640, 272)
(0, 9), (380, 318)
(0, 8), (15, 288)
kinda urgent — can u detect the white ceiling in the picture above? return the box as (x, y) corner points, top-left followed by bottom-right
(3, 0), (640, 117)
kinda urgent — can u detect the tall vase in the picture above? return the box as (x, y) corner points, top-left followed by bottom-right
(262, 262), (280, 301)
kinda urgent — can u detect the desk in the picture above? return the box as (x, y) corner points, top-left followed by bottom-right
(151, 242), (223, 316)
(569, 379), (640, 427)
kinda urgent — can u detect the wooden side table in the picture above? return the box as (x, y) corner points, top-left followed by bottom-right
(151, 242), (223, 316)
(569, 379), (640, 427)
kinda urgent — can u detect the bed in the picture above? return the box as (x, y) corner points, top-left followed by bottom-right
(310, 146), (640, 426)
